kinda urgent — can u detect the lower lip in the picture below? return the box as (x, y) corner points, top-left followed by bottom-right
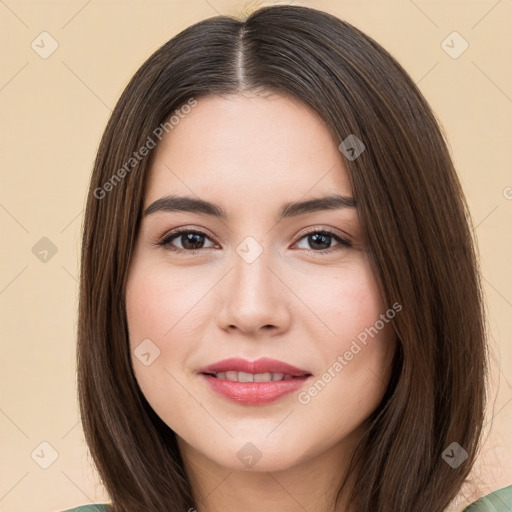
(200, 374), (311, 405)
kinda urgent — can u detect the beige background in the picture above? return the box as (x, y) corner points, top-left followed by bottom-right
(0, 1), (511, 511)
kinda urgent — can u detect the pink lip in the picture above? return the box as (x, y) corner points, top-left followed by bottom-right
(197, 357), (312, 406)
(197, 357), (310, 376)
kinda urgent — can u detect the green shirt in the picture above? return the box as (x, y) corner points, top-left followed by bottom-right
(462, 484), (512, 511)
(61, 484), (512, 511)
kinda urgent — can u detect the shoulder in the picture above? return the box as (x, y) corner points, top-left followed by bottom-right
(58, 505), (111, 512)
(462, 484), (512, 511)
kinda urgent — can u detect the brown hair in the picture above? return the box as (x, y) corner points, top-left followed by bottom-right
(77, 5), (488, 511)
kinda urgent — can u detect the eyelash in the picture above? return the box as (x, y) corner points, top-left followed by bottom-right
(154, 227), (352, 256)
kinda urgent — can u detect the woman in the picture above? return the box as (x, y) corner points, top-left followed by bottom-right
(66, 4), (511, 512)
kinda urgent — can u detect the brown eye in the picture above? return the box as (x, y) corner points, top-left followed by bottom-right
(295, 230), (351, 253)
(157, 229), (217, 253)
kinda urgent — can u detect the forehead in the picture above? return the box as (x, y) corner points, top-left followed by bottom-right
(145, 93), (352, 208)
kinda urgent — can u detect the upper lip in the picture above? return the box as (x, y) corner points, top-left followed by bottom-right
(198, 357), (311, 377)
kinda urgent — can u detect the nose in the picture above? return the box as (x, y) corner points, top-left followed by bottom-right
(216, 247), (292, 337)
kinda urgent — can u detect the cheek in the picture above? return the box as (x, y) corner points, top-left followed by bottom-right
(125, 263), (197, 420)
(124, 259), (217, 394)
(299, 257), (387, 347)
(125, 273), (170, 341)
(125, 262), (205, 343)
(294, 258), (396, 407)
(124, 264), (186, 392)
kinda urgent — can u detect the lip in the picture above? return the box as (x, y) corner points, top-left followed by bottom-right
(197, 357), (310, 376)
(197, 357), (312, 406)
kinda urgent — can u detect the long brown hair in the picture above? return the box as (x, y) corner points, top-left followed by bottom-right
(77, 5), (488, 511)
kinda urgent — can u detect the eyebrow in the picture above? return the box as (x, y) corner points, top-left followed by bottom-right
(144, 193), (357, 221)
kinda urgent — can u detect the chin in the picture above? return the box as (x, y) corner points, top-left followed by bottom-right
(180, 430), (312, 472)
(217, 448), (304, 473)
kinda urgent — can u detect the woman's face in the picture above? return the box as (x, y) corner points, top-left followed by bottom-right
(125, 92), (397, 473)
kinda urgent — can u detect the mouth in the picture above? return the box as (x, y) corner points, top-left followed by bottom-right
(202, 371), (303, 382)
(197, 357), (312, 405)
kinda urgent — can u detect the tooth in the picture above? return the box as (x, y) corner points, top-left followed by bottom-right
(238, 371), (254, 382)
(215, 371), (294, 382)
(253, 372), (273, 382)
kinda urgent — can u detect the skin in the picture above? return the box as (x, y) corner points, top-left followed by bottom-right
(125, 92), (397, 512)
